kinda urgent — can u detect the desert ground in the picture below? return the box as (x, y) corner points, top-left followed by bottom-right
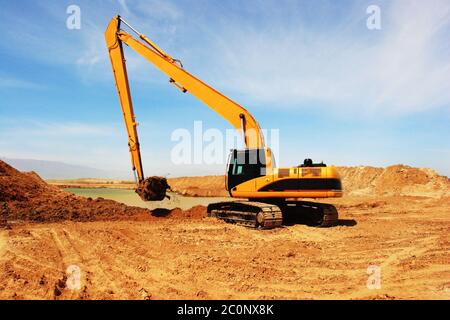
(1, 160), (449, 299)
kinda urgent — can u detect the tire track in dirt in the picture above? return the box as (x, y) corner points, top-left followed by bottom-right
(379, 237), (438, 272)
(61, 227), (132, 299)
(6, 228), (77, 273)
(0, 231), (7, 259)
(51, 229), (77, 267)
(50, 229), (88, 299)
(112, 222), (257, 299)
(343, 235), (444, 299)
(381, 235), (450, 299)
(6, 249), (60, 273)
(107, 227), (183, 298)
(62, 224), (155, 299)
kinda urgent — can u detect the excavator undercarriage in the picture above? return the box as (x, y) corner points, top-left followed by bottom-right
(207, 200), (338, 229)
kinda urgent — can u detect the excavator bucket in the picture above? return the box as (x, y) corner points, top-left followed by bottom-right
(136, 177), (171, 201)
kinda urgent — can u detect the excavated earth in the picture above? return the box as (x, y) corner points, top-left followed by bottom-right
(0, 161), (204, 223)
(0, 160), (449, 300)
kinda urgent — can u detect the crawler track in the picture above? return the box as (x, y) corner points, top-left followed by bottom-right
(293, 201), (339, 227)
(208, 200), (338, 229)
(207, 201), (283, 229)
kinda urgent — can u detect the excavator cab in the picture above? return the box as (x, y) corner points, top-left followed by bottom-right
(226, 149), (267, 191)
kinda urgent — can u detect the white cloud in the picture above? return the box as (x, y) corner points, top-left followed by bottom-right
(0, 76), (41, 89)
(1, 0), (449, 116)
(93, 0), (450, 116)
(31, 121), (119, 137)
(366, 0), (450, 113)
(73, 1), (184, 83)
(134, 0), (182, 21)
(196, 0), (450, 115)
(117, 0), (131, 15)
(0, 119), (119, 138)
(0, 119), (128, 171)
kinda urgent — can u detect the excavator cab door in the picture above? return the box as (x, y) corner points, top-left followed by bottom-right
(226, 149), (266, 191)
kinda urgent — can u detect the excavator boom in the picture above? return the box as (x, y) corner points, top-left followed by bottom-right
(105, 15), (266, 187)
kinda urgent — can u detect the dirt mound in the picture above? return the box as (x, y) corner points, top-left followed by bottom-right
(168, 165), (450, 198)
(0, 160), (151, 223)
(338, 165), (450, 197)
(168, 205), (207, 219)
(168, 176), (227, 197)
(0, 160), (204, 224)
(151, 205), (207, 219)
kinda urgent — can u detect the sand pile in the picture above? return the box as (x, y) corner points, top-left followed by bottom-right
(168, 176), (228, 197)
(0, 160), (206, 223)
(0, 160), (152, 223)
(168, 165), (450, 198)
(150, 205), (207, 219)
(338, 165), (450, 197)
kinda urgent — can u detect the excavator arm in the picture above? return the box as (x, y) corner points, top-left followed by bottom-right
(105, 16), (266, 189)
(105, 17), (144, 182)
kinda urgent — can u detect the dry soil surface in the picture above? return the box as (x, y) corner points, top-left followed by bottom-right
(0, 160), (449, 299)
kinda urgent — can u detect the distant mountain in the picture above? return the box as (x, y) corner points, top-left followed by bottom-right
(0, 158), (130, 180)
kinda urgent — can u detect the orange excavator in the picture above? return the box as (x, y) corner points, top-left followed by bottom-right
(105, 16), (342, 229)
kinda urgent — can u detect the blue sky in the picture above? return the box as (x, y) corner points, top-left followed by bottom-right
(0, 0), (449, 178)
